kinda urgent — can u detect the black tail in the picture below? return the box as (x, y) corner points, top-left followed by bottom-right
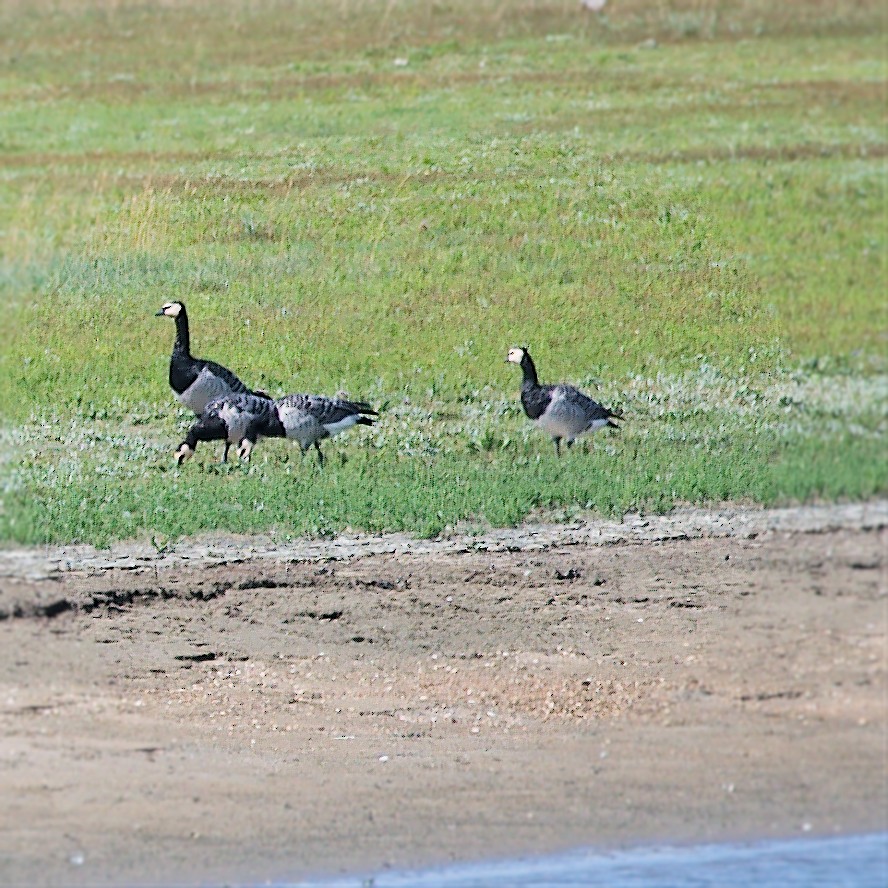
(356, 416), (375, 427)
(607, 418), (621, 430)
(344, 400), (378, 416)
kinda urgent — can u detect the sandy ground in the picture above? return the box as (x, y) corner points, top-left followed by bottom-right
(0, 506), (885, 886)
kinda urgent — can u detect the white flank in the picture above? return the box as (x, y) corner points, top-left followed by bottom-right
(278, 405), (320, 449)
(536, 413), (580, 440)
(322, 415), (359, 437)
(218, 401), (253, 444)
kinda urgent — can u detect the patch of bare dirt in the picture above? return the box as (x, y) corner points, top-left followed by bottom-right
(0, 522), (885, 886)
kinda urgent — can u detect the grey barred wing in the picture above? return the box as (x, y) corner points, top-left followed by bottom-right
(186, 392), (275, 449)
(338, 398), (378, 416)
(176, 360), (252, 415)
(277, 393), (323, 417)
(199, 359), (250, 394)
(310, 396), (354, 426)
(242, 393), (279, 422)
(278, 394), (375, 425)
(205, 392), (275, 424)
(538, 385), (618, 439)
(276, 393), (377, 445)
(318, 398), (377, 425)
(561, 385), (616, 422)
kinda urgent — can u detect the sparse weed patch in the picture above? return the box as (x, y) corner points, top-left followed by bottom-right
(2, 369), (884, 545)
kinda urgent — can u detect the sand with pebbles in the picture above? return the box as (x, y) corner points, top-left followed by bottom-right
(0, 503), (885, 886)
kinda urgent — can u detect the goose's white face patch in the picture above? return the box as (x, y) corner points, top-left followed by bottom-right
(175, 443), (194, 464)
(507, 347), (525, 364)
(161, 302), (182, 318)
(237, 439), (254, 462)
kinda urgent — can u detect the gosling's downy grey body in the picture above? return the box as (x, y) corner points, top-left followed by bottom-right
(506, 346), (621, 456)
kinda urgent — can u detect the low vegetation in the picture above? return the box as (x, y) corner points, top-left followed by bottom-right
(1, 0), (885, 545)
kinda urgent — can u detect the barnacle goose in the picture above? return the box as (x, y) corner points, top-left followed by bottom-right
(175, 392), (377, 467)
(268, 393), (377, 466)
(175, 393), (279, 465)
(157, 300), (267, 461)
(506, 346), (621, 456)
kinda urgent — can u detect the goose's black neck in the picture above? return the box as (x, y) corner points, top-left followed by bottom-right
(173, 307), (191, 356)
(265, 407), (286, 439)
(520, 351), (540, 388)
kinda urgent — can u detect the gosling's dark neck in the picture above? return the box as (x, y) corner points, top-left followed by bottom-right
(520, 352), (539, 388)
(173, 308), (191, 356)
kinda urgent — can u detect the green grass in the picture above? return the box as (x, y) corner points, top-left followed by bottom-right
(1, 1), (885, 546)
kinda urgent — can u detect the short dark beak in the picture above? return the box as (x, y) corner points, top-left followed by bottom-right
(155, 309), (165, 316)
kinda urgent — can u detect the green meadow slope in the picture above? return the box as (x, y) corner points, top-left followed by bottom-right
(0, 0), (885, 545)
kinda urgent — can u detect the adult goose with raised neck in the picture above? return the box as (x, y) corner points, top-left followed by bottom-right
(507, 346), (621, 456)
(157, 300), (265, 461)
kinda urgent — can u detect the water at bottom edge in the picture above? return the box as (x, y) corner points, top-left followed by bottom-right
(278, 831), (888, 888)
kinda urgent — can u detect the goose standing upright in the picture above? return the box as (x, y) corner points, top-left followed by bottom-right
(156, 300), (265, 461)
(506, 346), (621, 456)
(175, 391), (377, 467)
